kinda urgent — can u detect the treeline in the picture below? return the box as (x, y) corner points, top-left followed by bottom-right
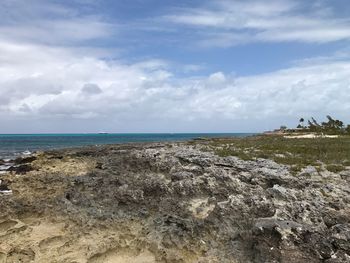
(297, 116), (350, 135)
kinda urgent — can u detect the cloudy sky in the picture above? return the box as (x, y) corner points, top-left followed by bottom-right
(1, 0), (350, 133)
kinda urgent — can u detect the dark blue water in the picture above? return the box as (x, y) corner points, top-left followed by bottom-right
(0, 133), (254, 159)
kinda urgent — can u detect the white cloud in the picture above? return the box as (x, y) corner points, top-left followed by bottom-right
(1, 40), (350, 129)
(0, 18), (114, 45)
(164, 0), (350, 46)
(0, 0), (115, 46)
(208, 72), (226, 84)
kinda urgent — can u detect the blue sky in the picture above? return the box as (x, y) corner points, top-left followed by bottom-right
(0, 0), (350, 133)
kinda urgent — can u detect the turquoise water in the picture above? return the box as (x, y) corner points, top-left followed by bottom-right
(0, 133), (254, 159)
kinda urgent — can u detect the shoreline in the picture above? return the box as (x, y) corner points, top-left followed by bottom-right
(0, 133), (256, 161)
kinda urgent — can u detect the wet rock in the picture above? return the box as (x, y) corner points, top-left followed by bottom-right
(7, 164), (33, 174)
(14, 156), (37, 165)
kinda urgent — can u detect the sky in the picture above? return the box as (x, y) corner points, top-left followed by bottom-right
(1, 0), (350, 133)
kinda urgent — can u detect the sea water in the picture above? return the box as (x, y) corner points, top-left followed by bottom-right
(0, 133), (254, 159)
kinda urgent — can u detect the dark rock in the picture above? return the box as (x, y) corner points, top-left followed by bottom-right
(95, 162), (103, 169)
(14, 156), (37, 165)
(7, 164), (33, 174)
(330, 224), (350, 252)
(0, 181), (10, 191)
(323, 210), (350, 228)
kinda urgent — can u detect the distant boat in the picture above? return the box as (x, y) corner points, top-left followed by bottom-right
(98, 132), (109, 134)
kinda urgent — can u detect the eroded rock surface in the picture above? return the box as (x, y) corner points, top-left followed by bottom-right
(0, 142), (349, 262)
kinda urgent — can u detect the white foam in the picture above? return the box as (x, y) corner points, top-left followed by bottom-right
(22, 150), (32, 156)
(0, 165), (12, 171)
(0, 190), (12, 195)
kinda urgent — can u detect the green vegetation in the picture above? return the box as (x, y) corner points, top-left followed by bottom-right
(201, 135), (350, 174)
(296, 115), (350, 135)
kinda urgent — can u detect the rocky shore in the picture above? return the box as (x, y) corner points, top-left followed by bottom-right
(0, 140), (349, 262)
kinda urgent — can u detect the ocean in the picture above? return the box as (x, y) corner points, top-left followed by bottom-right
(0, 133), (254, 160)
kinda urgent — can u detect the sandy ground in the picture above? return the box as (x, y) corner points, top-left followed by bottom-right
(284, 133), (339, 139)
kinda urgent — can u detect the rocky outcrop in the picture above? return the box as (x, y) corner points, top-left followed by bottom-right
(0, 142), (349, 262)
